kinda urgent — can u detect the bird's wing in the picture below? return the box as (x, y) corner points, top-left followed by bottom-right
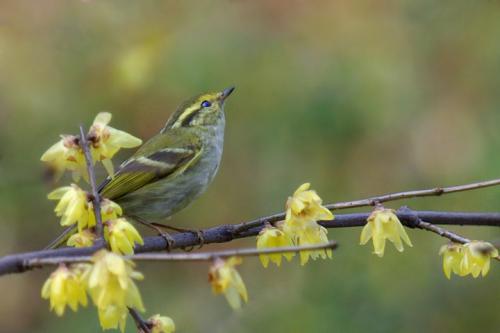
(99, 131), (202, 200)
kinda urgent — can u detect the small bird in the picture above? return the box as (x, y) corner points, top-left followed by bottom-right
(47, 87), (234, 248)
(100, 87), (233, 221)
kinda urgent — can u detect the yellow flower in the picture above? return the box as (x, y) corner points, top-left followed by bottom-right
(461, 241), (498, 278)
(48, 185), (123, 232)
(256, 225), (295, 268)
(208, 257), (248, 309)
(149, 314), (176, 333)
(67, 229), (96, 248)
(360, 208), (412, 257)
(48, 184), (89, 229)
(84, 250), (145, 332)
(87, 198), (123, 229)
(282, 219), (332, 265)
(41, 134), (88, 182)
(286, 183), (334, 223)
(41, 264), (88, 316)
(105, 218), (144, 255)
(88, 112), (142, 176)
(97, 305), (129, 332)
(439, 243), (466, 279)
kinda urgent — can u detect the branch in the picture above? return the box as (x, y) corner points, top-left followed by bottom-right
(1, 209), (499, 276)
(236, 178), (500, 233)
(325, 178), (500, 210)
(79, 125), (104, 241)
(128, 307), (151, 333)
(25, 242), (338, 267)
(417, 221), (471, 244)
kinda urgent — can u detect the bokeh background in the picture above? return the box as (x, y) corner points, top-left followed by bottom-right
(1, 1), (500, 332)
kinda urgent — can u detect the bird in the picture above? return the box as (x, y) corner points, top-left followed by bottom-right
(47, 87), (234, 249)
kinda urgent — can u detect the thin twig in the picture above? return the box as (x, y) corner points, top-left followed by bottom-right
(79, 125), (104, 242)
(414, 218), (500, 262)
(235, 178), (500, 233)
(26, 242), (338, 267)
(326, 178), (500, 210)
(416, 221), (471, 244)
(128, 307), (151, 333)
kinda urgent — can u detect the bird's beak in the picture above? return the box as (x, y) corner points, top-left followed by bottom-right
(219, 86), (235, 103)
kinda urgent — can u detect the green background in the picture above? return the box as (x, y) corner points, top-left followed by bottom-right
(0, 1), (499, 332)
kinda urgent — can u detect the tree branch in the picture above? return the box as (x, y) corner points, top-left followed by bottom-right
(25, 242), (338, 267)
(128, 307), (151, 333)
(1, 209), (499, 276)
(235, 178), (500, 233)
(79, 125), (104, 241)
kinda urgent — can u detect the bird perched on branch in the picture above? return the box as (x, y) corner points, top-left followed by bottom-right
(47, 87), (234, 248)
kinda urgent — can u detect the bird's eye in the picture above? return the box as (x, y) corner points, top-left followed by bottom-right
(201, 100), (211, 108)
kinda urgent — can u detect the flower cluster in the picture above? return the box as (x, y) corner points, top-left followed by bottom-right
(105, 218), (144, 255)
(360, 207), (412, 257)
(88, 112), (143, 176)
(41, 264), (88, 316)
(41, 112), (142, 181)
(208, 257), (248, 309)
(41, 251), (174, 332)
(41, 135), (87, 182)
(47, 183), (143, 252)
(440, 241), (498, 279)
(256, 225), (294, 267)
(85, 251), (145, 331)
(40, 113), (168, 331)
(257, 183), (334, 266)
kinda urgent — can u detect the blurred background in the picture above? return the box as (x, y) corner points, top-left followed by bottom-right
(1, 0), (500, 332)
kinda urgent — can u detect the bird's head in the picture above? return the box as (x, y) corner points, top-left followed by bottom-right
(163, 87), (235, 131)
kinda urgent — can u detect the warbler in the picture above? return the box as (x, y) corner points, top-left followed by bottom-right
(47, 87), (234, 248)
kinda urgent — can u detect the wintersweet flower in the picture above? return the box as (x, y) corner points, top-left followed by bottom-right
(360, 208), (412, 257)
(461, 241), (498, 278)
(208, 257), (248, 309)
(286, 183), (334, 223)
(439, 243), (466, 279)
(256, 225), (295, 267)
(88, 112), (142, 176)
(97, 305), (129, 332)
(282, 220), (332, 265)
(149, 314), (176, 333)
(87, 198), (123, 229)
(67, 229), (96, 248)
(105, 218), (144, 255)
(84, 250), (145, 332)
(41, 264), (88, 316)
(48, 184), (89, 229)
(41, 134), (88, 182)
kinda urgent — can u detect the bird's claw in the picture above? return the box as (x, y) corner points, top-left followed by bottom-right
(159, 232), (175, 252)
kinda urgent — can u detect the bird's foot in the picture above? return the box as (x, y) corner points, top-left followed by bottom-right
(151, 223), (205, 250)
(130, 215), (176, 251)
(159, 231), (176, 252)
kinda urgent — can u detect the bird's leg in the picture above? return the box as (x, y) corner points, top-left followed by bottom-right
(130, 216), (175, 251)
(151, 222), (205, 249)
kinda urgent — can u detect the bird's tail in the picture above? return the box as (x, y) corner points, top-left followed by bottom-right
(44, 225), (77, 249)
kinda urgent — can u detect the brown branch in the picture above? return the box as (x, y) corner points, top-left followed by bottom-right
(325, 178), (500, 210)
(0, 209), (499, 276)
(416, 221), (471, 244)
(26, 242), (338, 267)
(79, 125), (104, 242)
(128, 307), (151, 333)
(235, 178), (500, 233)
(2, 177), (500, 275)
